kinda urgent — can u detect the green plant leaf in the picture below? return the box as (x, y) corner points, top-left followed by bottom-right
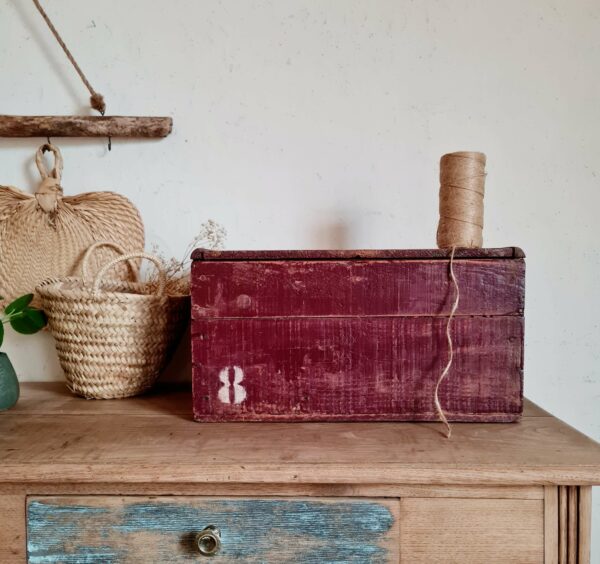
(0, 321), (4, 348)
(9, 308), (47, 335)
(5, 294), (34, 315)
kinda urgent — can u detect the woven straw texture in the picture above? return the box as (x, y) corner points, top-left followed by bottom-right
(0, 143), (144, 307)
(37, 243), (190, 399)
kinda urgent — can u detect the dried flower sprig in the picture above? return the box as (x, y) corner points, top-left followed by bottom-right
(147, 220), (227, 296)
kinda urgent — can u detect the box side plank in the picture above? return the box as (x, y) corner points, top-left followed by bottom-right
(192, 259), (525, 319)
(192, 316), (523, 421)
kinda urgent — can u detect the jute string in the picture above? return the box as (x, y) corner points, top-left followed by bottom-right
(437, 151), (486, 249)
(435, 151), (486, 438)
(32, 0), (106, 115)
(433, 246), (460, 439)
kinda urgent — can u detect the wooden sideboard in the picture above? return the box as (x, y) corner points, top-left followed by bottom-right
(2, 383), (600, 563)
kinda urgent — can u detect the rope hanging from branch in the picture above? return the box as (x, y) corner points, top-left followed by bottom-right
(32, 0), (106, 115)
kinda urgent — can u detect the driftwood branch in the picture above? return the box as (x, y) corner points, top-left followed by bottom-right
(0, 115), (173, 138)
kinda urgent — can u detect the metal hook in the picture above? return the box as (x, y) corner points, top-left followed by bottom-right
(97, 108), (111, 152)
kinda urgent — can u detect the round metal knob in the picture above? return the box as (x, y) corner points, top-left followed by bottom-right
(196, 525), (221, 556)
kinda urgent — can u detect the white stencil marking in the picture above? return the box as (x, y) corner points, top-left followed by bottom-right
(218, 366), (247, 404)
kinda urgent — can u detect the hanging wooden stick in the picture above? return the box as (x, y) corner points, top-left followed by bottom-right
(0, 116), (172, 138)
(0, 1), (173, 139)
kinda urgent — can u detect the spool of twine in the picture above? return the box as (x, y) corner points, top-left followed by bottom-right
(436, 151), (486, 249)
(434, 151), (486, 437)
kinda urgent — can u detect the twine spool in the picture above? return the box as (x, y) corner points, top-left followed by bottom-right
(437, 151), (486, 249)
(434, 150), (486, 438)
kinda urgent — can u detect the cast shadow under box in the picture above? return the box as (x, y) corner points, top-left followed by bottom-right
(145, 323), (194, 420)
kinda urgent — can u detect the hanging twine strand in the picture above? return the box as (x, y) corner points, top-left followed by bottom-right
(433, 246), (460, 439)
(32, 0), (106, 115)
(435, 151), (486, 438)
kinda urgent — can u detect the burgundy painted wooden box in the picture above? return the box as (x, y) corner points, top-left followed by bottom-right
(191, 248), (525, 422)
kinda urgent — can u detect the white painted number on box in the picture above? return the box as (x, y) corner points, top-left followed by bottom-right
(218, 366), (247, 404)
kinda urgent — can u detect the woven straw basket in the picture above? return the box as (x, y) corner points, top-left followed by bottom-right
(37, 242), (189, 399)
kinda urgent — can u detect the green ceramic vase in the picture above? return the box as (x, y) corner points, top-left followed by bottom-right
(0, 353), (19, 411)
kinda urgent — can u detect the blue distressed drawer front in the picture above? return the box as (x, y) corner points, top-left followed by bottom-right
(27, 496), (400, 563)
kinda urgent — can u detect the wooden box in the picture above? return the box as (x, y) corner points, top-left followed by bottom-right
(191, 248), (525, 422)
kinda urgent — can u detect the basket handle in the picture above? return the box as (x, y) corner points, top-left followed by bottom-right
(92, 253), (167, 297)
(82, 241), (139, 282)
(35, 143), (63, 181)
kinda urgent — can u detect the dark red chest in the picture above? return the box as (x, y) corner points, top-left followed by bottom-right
(191, 248), (525, 422)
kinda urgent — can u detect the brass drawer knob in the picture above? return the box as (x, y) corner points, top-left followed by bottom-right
(196, 525), (221, 556)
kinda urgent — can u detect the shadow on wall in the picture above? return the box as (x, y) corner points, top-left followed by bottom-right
(310, 218), (351, 249)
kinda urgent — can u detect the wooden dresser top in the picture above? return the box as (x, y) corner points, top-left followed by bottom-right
(1, 383), (600, 486)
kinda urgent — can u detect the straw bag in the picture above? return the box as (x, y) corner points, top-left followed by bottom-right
(0, 143), (144, 306)
(37, 242), (190, 399)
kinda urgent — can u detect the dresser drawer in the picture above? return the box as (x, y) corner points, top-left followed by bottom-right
(400, 498), (544, 563)
(27, 496), (400, 563)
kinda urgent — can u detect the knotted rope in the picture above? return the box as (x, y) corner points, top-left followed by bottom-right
(34, 143), (64, 218)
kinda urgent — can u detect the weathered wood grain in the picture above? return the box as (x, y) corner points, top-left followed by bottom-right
(3, 384), (600, 486)
(8, 382), (548, 417)
(192, 247), (525, 261)
(559, 486), (568, 564)
(399, 498), (544, 563)
(0, 481), (546, 500)
(1, 384), (599, 563)
(191, 258), (525, 318)
(0, 495), (25, 563)
(0, 115), (173, 137)
(192, 316), (523, 421)
(556, 486), (592, 564)
(545, 486), (559, 564)
(568, 486), (578, 564)
(27, 496), (399, 563)
(578, 486), (592, 564)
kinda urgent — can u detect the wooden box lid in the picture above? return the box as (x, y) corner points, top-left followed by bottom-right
(192, 247), (525, 261)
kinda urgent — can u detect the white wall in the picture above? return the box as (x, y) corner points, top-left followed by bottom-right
(1, 0), (599, 555)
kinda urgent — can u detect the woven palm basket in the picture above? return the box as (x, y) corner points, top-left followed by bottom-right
(0, 143), (144, 307)
(37, 243), (190, 399)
